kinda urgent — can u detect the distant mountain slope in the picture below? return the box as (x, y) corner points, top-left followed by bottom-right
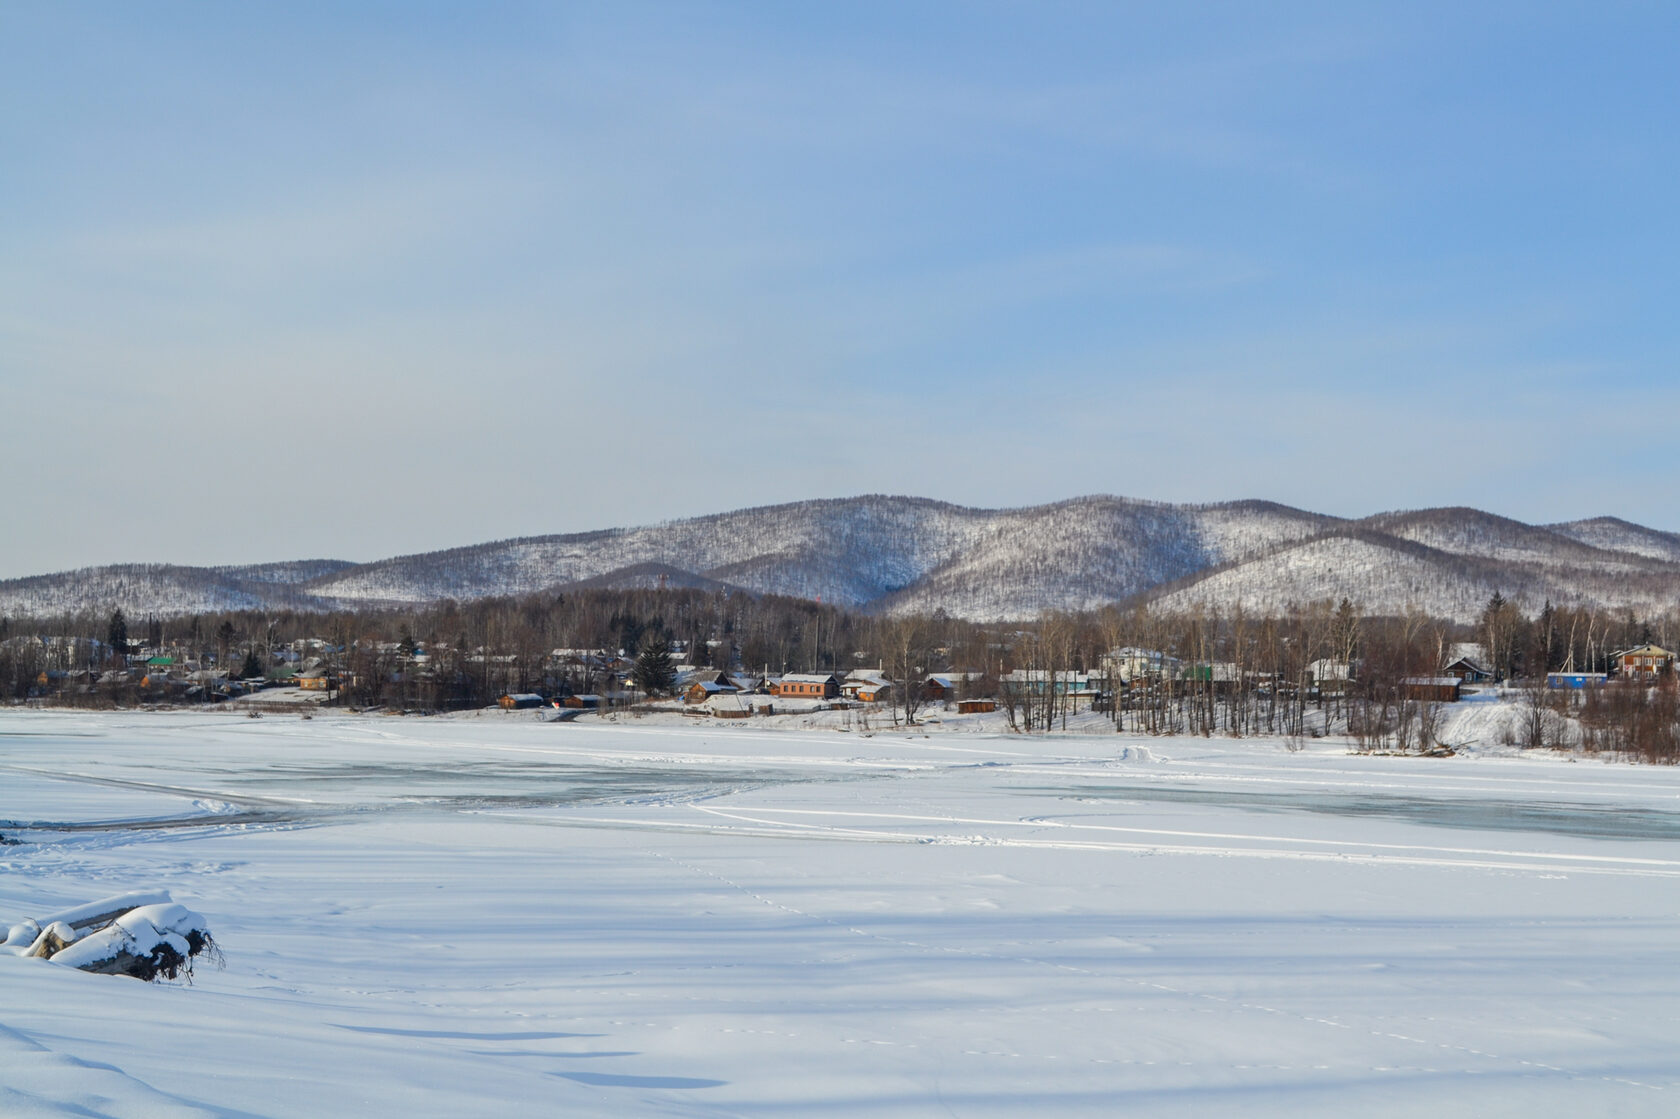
(1147, 532), (1531, 621)
(297, 495), (1337, 620)
(298, 495), (992, 607)
(1145, 525), (1680, 622)
(1546, 517), (1680, 564)
(213, 559), (358, 585)
(1359, 508), (1665, 573)
(3, 496), (1677, 623)
(873, 498), (1336, 618)
(0, 563), (346, 618)
(557, 562), (751, 596)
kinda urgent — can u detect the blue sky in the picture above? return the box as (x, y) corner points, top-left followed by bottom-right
(3, 2), (1677, 577)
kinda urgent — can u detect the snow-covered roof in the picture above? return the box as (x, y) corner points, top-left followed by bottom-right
(1612, 645), (1674, 658)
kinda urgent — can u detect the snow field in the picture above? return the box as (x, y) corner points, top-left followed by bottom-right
(2, 709), (1679, 1117)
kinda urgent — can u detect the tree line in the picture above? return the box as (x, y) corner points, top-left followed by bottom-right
(3, 589), (1675, 761)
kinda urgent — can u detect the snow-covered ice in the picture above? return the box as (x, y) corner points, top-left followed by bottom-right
(2, 708), (1678, 1116)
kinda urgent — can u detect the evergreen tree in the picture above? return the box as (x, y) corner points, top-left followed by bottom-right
(633, 636), (676, 695)
(107, 609), (129, 665)
(1479, 592), (1520, 680)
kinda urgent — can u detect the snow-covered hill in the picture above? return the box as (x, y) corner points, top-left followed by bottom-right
(1360, 508), (1665, 573)
(1149, 532), (1520, 620)
(1546, 516), (1680, 564)
(1149, 525), (1680, 622)
(0, 563), (348, 619)
(4, 495), (1678, 622)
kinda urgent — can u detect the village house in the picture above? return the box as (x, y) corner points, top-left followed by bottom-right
(1177, 663), (1244, 692)
(1100, 647), (1181, 684)
(1612, 645), (1673, 678)
(295, 659), (337, 692)
(920, 675), (954, 703)
(674, 667), (732, 690)
(999, 670), (1105, 701)
(1306, 659), (1354, 693)
(921, 672), (986, 703)
(841, 670), (892, 702)
(774, 673), (840, 699)
(1441, 655), (1493, 683)
(730, 672), (769, 694)
(683, 678), (738, 705)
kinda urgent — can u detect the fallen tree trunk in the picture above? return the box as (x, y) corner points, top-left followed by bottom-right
(3, 892), (218, 981)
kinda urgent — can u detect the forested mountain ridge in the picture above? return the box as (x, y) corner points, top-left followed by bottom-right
(1543, 517), (1680, 565)
(4, 496), (1678, 624)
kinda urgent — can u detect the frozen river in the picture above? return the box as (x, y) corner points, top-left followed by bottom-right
(3, 709), (1679, 1116)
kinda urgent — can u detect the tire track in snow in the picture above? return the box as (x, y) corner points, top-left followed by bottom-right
(515, 805), (1680, 879)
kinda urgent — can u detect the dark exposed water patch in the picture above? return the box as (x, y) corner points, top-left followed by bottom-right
(2, 763), (812, 840)
(1035, 784), (1680, 841)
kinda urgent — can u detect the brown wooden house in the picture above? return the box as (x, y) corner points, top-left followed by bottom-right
(1613, 645), (1674, 678)
(684, 679), (737, 705)
(774, 673), (840, 699)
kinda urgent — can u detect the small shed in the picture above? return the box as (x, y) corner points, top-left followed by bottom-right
(499, 693), (546, 710)
(956, 699), (997, 714)
(564, 694), (603, 709)
(705, 693), (756, 719)
(1401, 677), (1461, 703)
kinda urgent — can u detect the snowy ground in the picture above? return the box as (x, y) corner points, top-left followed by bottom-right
(2, 709), (1679, 1117)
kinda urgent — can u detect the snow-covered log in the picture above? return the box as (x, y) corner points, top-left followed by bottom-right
(35, 890), (175, 936)
(3, 892), (217, 981)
